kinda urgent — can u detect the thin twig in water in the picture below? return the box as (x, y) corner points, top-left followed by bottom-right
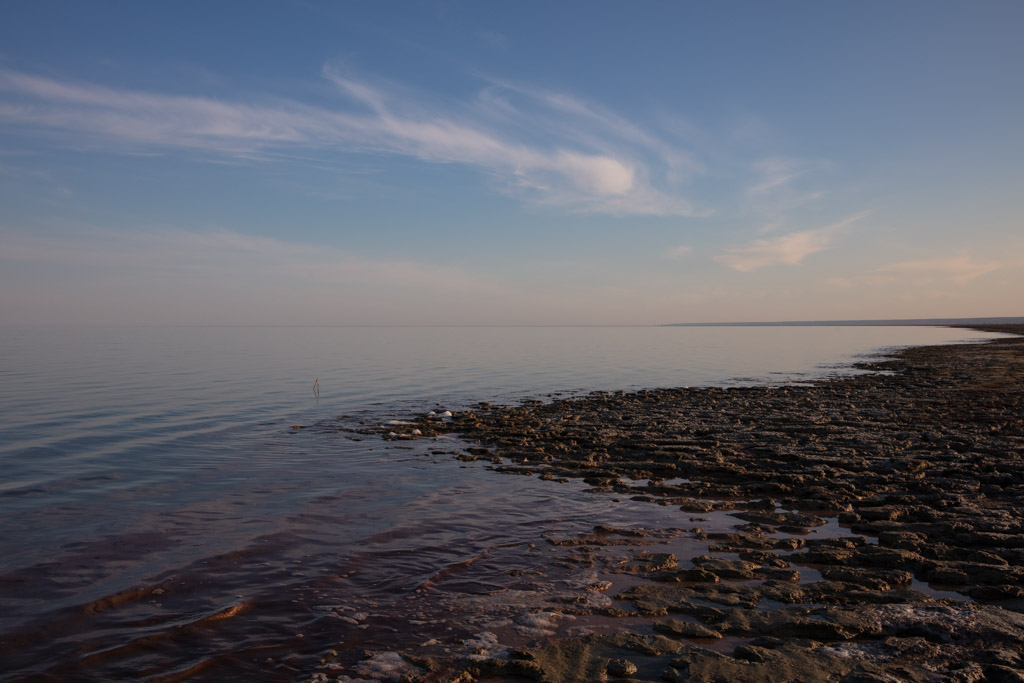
(313, 377), (320, 397)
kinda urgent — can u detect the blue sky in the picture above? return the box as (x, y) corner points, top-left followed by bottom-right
(1, 0), (1021, 325)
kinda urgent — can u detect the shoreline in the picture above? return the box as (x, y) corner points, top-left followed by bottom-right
(352, 326), (1024, 681)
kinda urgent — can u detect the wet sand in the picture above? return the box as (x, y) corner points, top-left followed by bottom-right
(356, 326), (1024, 682)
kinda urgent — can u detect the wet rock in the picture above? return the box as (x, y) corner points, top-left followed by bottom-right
(877, 531), (927, 550)
(734, 644), (775, 662)
(965, 565), (1024, 586)
(679, 498), (715, 513)
(733, 511), (827, 528)
(790, 548), (857, 566)
(618, 583), (727, 620)
(718, 608), (862, 640)
(605, 658), (637, 678)
(820, 567), (912, 590)
(618, 552), (677, 575)
(983, 665), (1024, 683)
(502, 639), (608, 682)
(848, 547), (925, 570)
(967, 550), (1010, 566)
(591, 632), (685, 656)
(691, 556), (759, 579)
(662, 641), (870, 683)
(661, 567), (720, 583)
(756, 567), (801, 582)
(805, 537), (867, 550)
(653, 618), (723, 639)
(707, 534), (803, 552)
(855, 506), (905, 522)
(926, 566), (969, 584)
(969, 584), (1024, 601)
(739, 551), (791, 567)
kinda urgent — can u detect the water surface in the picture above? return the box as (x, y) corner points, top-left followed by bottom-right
(0, 325), (1003, 680)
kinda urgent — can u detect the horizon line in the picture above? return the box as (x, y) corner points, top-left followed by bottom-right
(1, 316), (1022, 330)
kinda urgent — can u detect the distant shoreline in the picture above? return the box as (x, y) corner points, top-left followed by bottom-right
(665, 316), (1024, 327)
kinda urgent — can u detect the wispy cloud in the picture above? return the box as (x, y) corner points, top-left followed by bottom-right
(474, 78), (706, 187)
(716, 212), (869, 272)
(745, 157), (828, 214)
(715, 228), (833, 272)
(0, 66), (701, 216)
(747, 159), (808, 195)
(877, 251), (1001, 284)
(665, 245), (693, 260)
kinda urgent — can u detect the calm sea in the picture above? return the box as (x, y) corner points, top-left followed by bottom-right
(0, 325), (1003, 680)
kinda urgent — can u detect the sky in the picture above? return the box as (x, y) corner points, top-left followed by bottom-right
(1, 0), (1022, 326)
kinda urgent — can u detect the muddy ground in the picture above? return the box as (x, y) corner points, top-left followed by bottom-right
(339, 326), (1024, 682)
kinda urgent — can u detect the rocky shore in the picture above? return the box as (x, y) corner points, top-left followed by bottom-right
(351, 326), (1024, 682)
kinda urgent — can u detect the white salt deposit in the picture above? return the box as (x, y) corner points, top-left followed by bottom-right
(351, 651), (423, 679)
(462, 631), (508, 661)
(514, 610), (574, 637)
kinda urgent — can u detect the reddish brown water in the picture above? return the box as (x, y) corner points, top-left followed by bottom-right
(0, 441), (706, 679)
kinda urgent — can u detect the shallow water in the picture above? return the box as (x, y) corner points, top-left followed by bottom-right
(0, 325), (1002, 680)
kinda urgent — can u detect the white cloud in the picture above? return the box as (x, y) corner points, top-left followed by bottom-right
(716, 228), (832, 272)
(0, 67), (699, 216)
(552, 150), (634, 195)
(876, 251), (1000, 284)
(665, 245), (693, 260)
(476, 78), (663, 151)
(716, 212), (868, 272)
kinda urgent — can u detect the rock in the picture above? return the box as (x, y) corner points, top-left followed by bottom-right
(734, 644), (774, 662)
(969, 584), (1024, 601)
(820, 567), (912, 590)
(984, 665), (1024, 683)
(848, 547), (924, 570)
(757, 567), (801, 582)
(619, 552), (677, 575)
(855, 506), (905, 522)
(926, 567), (969, 584)
(967, 550), (1009, 566)
(733, 511), (827, 528)
(877, 531), (927, 550)
(662, 568), (720, 583)
(691, 556), (760, 579)
(605, 658), (637, 678)
(679, 499), (715, 512)
(791, 548), (856, 566)
(945, 663), (986, 682)
(653, 619), (722, 639)
(806, 537), (867, 550)
(592, 632), (684, 656)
